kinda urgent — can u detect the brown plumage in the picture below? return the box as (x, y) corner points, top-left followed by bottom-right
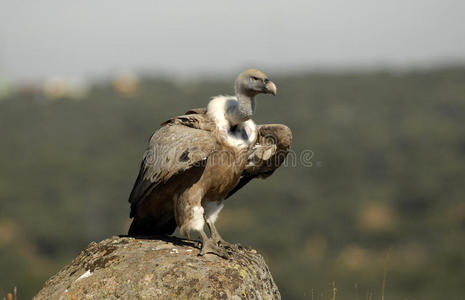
(226, 123), (292, 199)
(128, 69), (291, 258)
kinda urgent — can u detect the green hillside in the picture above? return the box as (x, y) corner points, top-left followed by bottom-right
(1, 68), (465, 299)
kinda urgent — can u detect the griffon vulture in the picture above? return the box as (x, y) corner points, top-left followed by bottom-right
(128, 69), (292, 258)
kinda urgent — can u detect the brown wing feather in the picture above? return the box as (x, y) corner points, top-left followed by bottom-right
(185, 107), (207, 115)
(160, 111), (214, 131)
(226, 124), (292, 199)
(168, 108), (293, 199)
(128, 123), (216, 218)
(130, 107), (291, 221)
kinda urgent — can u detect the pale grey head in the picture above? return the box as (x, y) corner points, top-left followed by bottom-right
(234, 69), (277, 98)
(232, 69), (277, 123)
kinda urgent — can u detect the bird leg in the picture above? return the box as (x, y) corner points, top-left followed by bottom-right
(206, 220), (236, 249)
(197, 228), (230, 259)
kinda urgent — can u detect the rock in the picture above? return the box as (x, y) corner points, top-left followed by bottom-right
(34, 236), (281, 299)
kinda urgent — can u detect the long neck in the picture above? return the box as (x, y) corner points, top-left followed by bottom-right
(235, 93), (255, 122)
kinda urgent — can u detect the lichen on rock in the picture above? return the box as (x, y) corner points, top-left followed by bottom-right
(34, 236), (281, 299)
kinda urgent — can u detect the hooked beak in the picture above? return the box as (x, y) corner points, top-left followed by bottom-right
(265, 81), (277, 96)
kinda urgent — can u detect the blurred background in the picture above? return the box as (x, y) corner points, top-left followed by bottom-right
(1, 0), (465, 299)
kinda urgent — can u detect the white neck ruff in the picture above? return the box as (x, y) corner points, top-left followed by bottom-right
(207, 95), (258, 149)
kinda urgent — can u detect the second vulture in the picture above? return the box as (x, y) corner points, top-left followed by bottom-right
(127, 69), (292, 258)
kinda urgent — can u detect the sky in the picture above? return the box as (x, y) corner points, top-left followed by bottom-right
(1, 0), (465, 83)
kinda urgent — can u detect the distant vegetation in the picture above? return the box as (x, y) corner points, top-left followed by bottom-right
(1, 67), (465, 299)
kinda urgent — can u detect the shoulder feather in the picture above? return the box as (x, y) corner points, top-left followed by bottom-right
(160, 111), (214, 131)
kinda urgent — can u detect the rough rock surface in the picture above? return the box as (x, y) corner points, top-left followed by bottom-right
(34, 236), (281, 299)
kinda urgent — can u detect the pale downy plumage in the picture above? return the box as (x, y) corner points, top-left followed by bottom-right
(128, 69), (291, 258)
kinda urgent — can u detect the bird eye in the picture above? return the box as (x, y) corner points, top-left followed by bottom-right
(251, 76), (259, 81)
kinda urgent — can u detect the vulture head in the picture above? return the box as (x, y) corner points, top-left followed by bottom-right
(234, 69), (277, 98)
(207, 69), (277, 127)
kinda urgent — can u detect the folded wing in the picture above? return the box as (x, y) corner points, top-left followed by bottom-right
(128, 121), (216, 219)
(172, 108), (293, 200)
(225, 124), (292, 199)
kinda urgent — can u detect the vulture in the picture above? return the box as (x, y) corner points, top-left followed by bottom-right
(128, 69), (292, 258)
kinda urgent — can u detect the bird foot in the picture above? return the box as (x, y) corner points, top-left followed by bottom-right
(215, 239), (237, 250)
(200, 239), (231, 259)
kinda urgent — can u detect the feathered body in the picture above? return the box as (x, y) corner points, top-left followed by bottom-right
(128, 69), (291, 257)
(128, 96), (257, 236)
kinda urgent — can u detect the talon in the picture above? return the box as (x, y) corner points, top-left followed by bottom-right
(200, 239), (231, 259)
(195, 241), (202, 249)
(217, 239), (236, 249)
